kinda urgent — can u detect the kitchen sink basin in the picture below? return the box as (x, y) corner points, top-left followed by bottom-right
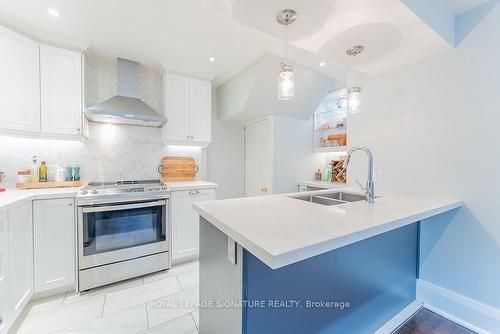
(289, 191), (366, 206)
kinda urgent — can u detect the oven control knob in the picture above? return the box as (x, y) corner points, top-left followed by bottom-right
(154, 186), (161, 190)
(81, 188), (88, 195)
(91, 188), (98, 194)
(146, 186), (153, 191)
(161, 186), (168, 190)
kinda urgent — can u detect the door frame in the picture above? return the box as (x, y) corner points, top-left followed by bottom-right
(243, 116), (274, 197)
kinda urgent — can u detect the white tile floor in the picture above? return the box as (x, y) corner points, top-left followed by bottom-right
(9, 261), (200, 334)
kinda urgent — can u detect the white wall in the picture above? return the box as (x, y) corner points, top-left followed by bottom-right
(272, 116), (324, 194)
(347, 2), (500, 329)
(206, 90), (245, 199)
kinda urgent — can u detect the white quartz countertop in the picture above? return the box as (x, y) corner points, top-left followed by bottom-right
(0, 187), (81, 210)
(167, 181), (218, 191)
(0, 180), (218, 210)
(193, 187), (462, 269)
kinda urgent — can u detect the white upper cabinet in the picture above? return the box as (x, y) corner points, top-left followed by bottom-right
(0, 25), (40, 133)
(165, 73), (190, 142)
(33, 198), (75, 294)
(40, 45), (83, 136)
(189, 79), (212, 143)
(164, 73), (212, 146)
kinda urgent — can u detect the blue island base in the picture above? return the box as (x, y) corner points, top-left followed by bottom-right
(199, 218), (419, 334)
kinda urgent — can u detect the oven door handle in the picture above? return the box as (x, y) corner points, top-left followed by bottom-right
(82, 200), (167, 213)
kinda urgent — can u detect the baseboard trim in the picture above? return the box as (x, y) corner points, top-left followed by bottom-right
(374, 300), (423, 334)
(417, 279), (500, 334)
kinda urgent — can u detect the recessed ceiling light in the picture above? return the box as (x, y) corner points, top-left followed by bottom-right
(47, 8), (60, 17)
(319, 62), (326, 67)
(209, 57), (215, 62)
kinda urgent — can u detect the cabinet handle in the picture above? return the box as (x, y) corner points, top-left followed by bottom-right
(188, 190), (200, 195)
(76, 128), (81, 132)
(67, 203), (73, 206)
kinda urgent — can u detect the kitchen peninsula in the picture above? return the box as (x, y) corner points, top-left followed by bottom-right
(193, 188), (462, 334)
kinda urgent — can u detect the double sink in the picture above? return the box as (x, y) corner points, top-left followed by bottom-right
(290, 191), (367, 206)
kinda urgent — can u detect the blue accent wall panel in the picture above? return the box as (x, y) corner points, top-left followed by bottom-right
(242, 224), (418, 334)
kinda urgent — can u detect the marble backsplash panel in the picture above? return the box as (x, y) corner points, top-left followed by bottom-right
(0, 122), (204, 188)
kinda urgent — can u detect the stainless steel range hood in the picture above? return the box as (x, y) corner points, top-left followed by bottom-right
(85, 58), (167, 128)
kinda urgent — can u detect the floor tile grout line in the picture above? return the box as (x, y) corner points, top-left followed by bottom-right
(49, 302), (147, 334)
(190, 311), (199, 331)
(144, 303), (150, 328)
(175, 274), (183, 290)
(101, 293), (107, 317)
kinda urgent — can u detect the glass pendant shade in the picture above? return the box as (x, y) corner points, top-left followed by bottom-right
(278, 63), (294, 100)
(348, 87), (362, 113)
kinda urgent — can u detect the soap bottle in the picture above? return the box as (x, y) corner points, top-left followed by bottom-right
(31, 155), (39, 182)
(39, 161), (48, 182)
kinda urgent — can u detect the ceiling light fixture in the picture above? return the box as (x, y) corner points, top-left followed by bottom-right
(47, 8), (60, 17)
(276, 9), (297, 100)
(209, 57), (215, 62)
(346, 45), (364, 57)
(346, 45), (365, 114)
(319, 62), (326, 67)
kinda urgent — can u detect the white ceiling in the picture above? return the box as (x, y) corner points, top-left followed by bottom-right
(443, 0), (490, 15)
(0, 0), (462, 85)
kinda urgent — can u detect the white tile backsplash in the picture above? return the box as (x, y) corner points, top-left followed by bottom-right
(0, 123), (204, 188)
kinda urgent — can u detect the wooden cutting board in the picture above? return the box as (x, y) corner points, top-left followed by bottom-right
(16, 181), (82, 190)
(160, 156), (197, 182)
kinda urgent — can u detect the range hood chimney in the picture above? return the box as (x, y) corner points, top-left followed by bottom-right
(85, 58), (167, 127)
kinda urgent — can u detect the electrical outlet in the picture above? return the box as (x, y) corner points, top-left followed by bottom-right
(374, 169), (383, 183)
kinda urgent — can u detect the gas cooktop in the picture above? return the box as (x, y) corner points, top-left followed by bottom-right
(77, 179), (169, 203)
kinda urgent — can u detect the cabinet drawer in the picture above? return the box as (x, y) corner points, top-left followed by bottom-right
(184, 188), (215, 198)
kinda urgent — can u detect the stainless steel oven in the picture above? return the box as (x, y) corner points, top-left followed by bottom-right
(76, 180), (170, 291)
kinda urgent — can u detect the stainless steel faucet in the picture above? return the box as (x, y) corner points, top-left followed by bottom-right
(343, 146), (375, 203)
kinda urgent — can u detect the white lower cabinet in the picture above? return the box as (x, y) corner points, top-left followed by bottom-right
(7, 202), (33, 325)
(33, 198), (75, 294)
(0, 211), (9, 332)
(171, 188), (216, 262)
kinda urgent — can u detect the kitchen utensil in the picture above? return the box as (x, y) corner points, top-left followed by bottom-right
(159, 156), (197, 182)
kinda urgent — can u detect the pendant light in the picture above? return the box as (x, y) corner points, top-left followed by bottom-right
(346, 45), (364, 113)
(277, 9), (297, 100)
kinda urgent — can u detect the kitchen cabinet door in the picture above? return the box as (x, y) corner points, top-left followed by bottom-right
(171, 189), (216, 262)
(189, 79), (212, 143)
(0, 25), (40, 133)
(33, 198), (75, 293)
(40, 45), (83, 136)
(164, 73), (190, 142)
(0, 211), (9, 332)
(8, 202), (33, 315)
